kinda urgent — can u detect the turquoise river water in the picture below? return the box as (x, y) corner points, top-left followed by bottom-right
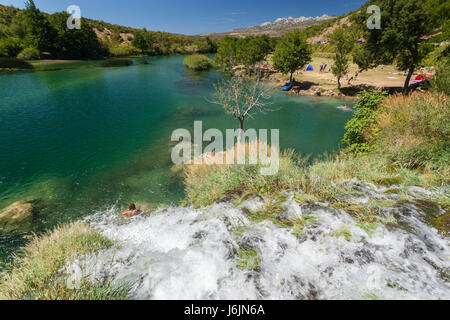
(0, 55), (353, 261)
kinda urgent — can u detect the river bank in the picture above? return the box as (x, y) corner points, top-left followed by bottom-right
(233, 56), (436, 98)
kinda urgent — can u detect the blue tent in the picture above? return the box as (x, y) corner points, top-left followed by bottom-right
(305, 64), (314, 71)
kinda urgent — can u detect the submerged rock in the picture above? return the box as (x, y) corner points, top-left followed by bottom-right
(0, 200), (40, 234)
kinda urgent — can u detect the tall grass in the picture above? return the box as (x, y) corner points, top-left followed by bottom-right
(183, 141), (304, 207)
(0, 222), (129, 300)
(375, 92), (449, 171)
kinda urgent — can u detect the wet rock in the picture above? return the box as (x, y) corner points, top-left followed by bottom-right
(433, 213), (450, 236)
(0, 200), (40, 234)
(405, 186), (433, 198)
(374, 176), (403, 187)
(354, 248), (375, 264)
(239, 234), (265, 250)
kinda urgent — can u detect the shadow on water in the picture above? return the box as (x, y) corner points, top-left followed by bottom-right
(176, 77), (214, 95)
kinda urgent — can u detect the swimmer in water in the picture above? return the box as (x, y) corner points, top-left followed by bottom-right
(122, 203), (141, 217)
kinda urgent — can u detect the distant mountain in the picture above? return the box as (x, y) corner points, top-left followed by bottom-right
(202, 14), (337, 38)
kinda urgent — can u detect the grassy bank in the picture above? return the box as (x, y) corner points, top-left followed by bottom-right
(0, 222), (129, 300)
(184, 91), (449, 207)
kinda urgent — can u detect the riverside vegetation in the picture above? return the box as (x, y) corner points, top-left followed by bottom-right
(0, 87), (448, 299)
(183, 54), (215, 71)
(0, 1), (218, 71)
(0, 0), (448, 300)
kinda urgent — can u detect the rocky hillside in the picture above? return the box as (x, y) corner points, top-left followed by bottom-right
(209, 14), (336, 37)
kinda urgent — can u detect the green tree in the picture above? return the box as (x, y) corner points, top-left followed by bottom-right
(205, 36), (217, 53)
(143, 32), (156, 53)
(357, 0), (434, 93)
(49, 12), (107, 59)
(9, 11), (28, 40)
(424, 0), (450, 28)
(212, 76), (273, 133)
(330, 27), (355, 90)
(272, 30), (312, 82)
(132, 31), (148, 52)
(194, 37), (217, 53)
(237, 36), (272, 70)
(0, 37), (24, 57)
(342, 90), (387, 153)
(23, 0), (57, 53)
(215, 37), (238, 70)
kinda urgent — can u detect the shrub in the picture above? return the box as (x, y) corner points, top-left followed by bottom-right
(183, 54), (214, 71)
(342, 90), (388, 153)
(0, 37), (24, 58)
(0, 58), (33, 70)
(431, 63), (450, 95)
(17, 47), (40, 60)
(109, 45), (140, 57)
(421, 43), (449, 67)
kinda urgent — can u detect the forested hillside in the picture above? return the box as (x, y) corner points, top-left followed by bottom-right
(0, 1), (217, 60)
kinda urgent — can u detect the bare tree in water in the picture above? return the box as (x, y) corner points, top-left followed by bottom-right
(211, 74), (274, 139)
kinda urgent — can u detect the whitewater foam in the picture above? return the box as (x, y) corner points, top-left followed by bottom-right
(66, 183), (449, 300)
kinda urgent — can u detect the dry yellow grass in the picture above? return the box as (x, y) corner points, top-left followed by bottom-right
(185, 140), (276, 177)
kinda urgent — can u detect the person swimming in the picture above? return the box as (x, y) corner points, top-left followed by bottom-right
(122, 203), (141, 217)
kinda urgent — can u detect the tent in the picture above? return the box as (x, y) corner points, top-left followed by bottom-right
(305, 64), (314, 71)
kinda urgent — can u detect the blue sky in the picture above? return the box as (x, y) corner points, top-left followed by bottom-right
(1, 0), (367, 35)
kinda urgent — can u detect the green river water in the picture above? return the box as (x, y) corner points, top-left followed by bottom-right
(0, 55), (353, 260)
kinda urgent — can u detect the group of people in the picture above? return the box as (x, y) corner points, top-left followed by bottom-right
(345, 71), (359, 85)
(259, 62), (278, 72)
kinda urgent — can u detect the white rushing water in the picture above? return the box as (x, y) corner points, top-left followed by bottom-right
(66, 181), (450, 300)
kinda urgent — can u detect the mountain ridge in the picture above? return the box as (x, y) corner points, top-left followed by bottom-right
(201, 14), (337, 37)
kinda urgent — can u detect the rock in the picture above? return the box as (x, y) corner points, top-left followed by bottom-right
(0, 200), (38, 234)
(433, 213), (450, 236)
